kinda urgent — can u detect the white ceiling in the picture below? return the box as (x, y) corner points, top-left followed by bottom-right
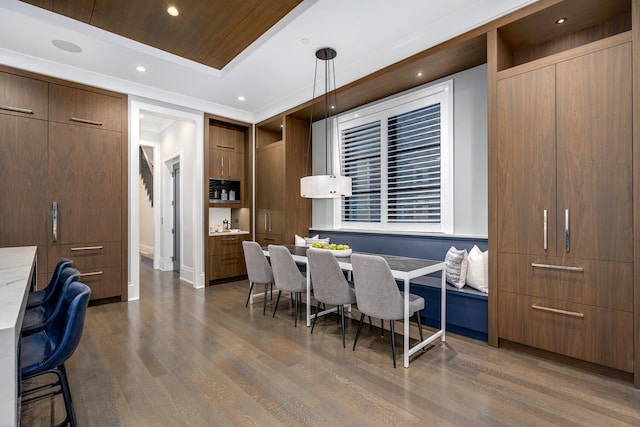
(0, 0), (537, 125)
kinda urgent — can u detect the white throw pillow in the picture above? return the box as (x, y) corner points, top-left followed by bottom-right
(305, 237), (330, 246)
(294, 234), (307, 246)
(466, 245), (488, 293)
(294, 234), (324, 246)
(444, 246), (468, 289)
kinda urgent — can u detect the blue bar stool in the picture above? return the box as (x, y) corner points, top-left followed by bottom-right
(22, 267), (80, 337)
(20, 281), (91, 427)
(27, 258), (73, 308)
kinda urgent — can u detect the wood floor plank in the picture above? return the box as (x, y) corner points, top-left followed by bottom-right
(20, 263), (640, 426)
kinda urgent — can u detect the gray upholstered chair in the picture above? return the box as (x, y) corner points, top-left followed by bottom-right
(351, 253), (425, 368)
(307, 248), (357, 347)
(268, 245), (308, 327)
(242, 241), (274, 315)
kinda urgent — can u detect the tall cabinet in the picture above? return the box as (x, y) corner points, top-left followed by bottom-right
(488, 0), (637, 382)
(0, 66), (128, 302)
(204, 115), (252, 284)
(255, 115), (311, 246)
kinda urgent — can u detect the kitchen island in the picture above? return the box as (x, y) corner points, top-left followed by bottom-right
(0, 246), (37, 427)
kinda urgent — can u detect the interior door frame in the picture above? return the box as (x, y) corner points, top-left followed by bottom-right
(128, 98), (205, 301)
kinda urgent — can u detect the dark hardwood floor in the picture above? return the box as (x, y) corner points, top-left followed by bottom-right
(22, 261), (640, 426)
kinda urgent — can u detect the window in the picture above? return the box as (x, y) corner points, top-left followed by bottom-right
(336, 80), (453, 233)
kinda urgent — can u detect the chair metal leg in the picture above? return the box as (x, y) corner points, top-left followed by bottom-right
(340, 305), (346, 348)
(353, 313), (365, 351)
(245, 281), (254, 307)
(272, 290), (282, 318)
(294, 292), (299, 327)
(369, 316), (373, 333)
(390, 319), (397, 368)
(381, 319), (384, 337)
(263, 283), (268, 315)
(22, 365), (76, 427)
(311, 300), (321, 333)
(416, 311), (424, 344)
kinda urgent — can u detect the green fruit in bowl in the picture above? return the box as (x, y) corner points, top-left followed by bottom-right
(310, 242), (350, 251)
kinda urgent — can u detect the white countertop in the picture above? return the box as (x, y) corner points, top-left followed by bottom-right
(209, 230), (250, 236)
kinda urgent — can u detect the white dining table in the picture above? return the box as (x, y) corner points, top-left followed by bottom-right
(263, 245), (447, 368)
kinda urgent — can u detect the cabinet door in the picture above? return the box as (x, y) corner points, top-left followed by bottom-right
(256, 143), (284, 235)
(48, 122), (122, 244)
(0, 115), (48, 246)
(496, 65), (556, 256)
(0, 72), (48, 120)
(556, 43), (632, 262)
(49, 84), (122, 132)
(210, 148), (244, 180)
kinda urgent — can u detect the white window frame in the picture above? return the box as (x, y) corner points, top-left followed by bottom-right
(334, 80), (453, 233)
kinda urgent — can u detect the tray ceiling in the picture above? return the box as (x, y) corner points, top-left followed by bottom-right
(20, 0), (302, 70)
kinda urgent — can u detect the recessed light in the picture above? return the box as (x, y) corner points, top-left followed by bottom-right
(52, 39), (82, 53)
(136, 66), (146, 72)
(300, 38), (309, 45)
(417, 71), (423, 77)
(238, 96), (246, 101)
(139, 114), (145, 119)
(555, 17), (567, 24)
(167, 6), (179, 16)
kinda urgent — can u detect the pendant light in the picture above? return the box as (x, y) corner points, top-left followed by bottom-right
(300, 47), (352, 198)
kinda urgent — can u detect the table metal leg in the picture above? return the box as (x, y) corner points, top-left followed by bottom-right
(404, 277), (410, 368)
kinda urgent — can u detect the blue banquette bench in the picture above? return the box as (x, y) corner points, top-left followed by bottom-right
(310, 229), (489, 341)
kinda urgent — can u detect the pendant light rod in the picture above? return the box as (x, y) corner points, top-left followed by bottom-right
(300, 47), (352, 199)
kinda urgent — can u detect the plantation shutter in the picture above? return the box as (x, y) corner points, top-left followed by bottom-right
(387, 104), (441, 223)
(340, 121), (381, 223)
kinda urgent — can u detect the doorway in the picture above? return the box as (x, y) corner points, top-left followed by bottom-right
(172, 162), (181, 273)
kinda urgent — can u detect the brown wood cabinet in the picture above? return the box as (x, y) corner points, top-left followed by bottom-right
(203, 114), (252, 284)
(494, 38), (633, 372)
(0, 106), (49, 284)
(205, 118), (249, 209)
(207, 234), (249, 282)
(256, 141), (284, 244)
(0, 67), (127, 302)
(255, 116), (311, 247)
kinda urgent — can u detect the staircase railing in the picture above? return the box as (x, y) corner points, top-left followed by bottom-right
(139, 146), (154, 207)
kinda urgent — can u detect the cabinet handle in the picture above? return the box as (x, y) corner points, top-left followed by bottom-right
(221, 237), (238, 241)
(543, 209), (547, 250)
(80, 270), (104, 277)
(0, 104), (34, 114)
(564, 209), (569, 252)
(220, 157), (224, 177)
(268, 212), (272, 232)
(71, 246), (104, 251)
(531, 263), (583, 272)
(264, 213), (268, 231)
(228, 158), (231, 178)
(532, 304), (584, 318)
(70, 117), (103, 126)
(52, 202), (58, 242)
(217, 144), (235, 150)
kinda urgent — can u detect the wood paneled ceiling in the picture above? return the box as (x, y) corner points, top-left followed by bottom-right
(20, 0), (302, 70)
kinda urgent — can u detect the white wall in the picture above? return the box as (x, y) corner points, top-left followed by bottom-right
(311, 64), (488, 237)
